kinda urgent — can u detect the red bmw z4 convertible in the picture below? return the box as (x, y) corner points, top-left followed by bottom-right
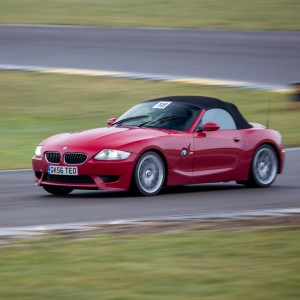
(32, 96), (284, 196)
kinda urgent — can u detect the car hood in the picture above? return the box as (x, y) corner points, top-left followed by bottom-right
(42, 127), (172, 151)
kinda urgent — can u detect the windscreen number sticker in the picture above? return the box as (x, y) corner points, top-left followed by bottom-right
(152, 101), (172, 109)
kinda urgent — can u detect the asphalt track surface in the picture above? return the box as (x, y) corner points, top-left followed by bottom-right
(0, 25), (300, 86)
(0, 149), (299, 228)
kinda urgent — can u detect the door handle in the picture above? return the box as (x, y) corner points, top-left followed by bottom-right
(233, 137), (242, 142)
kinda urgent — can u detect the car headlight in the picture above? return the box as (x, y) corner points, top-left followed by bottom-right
(35, 146), (42, 158)
(94, 149), (131, 160)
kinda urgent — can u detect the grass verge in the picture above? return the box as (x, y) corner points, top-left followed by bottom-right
(0, 0), (299, 31)
(0, 70), (299, 169)
(0, 219), (300, 299)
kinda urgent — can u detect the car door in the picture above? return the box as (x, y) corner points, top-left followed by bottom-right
(192, 108), (245, 183)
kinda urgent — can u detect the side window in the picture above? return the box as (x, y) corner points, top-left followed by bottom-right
(198, 108), (237, 130)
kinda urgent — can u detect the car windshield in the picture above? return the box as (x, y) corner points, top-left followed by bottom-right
(112, 100), (201, 131)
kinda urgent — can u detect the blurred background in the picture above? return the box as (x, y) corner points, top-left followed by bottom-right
(0, 1), (299, 299)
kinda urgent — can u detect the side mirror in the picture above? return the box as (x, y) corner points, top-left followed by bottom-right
(201, 122), (220, 132)
(107, 118), (117, 126)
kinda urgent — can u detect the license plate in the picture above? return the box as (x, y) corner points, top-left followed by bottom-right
(47, 165), (78, 176)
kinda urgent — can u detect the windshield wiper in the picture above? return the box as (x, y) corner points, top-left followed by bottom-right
(111, 115), (150, 127)
(139, 115), (185, 128)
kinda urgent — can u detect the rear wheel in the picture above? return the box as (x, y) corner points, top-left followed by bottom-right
(245, 144), (278, 188)
(43, 185), (74, 196)
(132, 151), (165, 196)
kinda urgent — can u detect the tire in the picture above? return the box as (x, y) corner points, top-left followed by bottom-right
(246, 144), (278, 188)
(132, 151), (165, 196)
(42, 185), (74, 196)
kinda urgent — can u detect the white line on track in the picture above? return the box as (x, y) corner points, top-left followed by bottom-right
(0, 64), (290, 92)
(0, 24), (179, 30)
(0, 169), (31, 173)
(1, 23), (298, 35)
(0, 208), (300, 237)
(285, 147), (300, 151)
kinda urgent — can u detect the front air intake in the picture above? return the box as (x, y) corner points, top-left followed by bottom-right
(44, 174), (94, 184)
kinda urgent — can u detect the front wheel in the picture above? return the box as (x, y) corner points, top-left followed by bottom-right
(42, 185), (74, 196)
(132, 151), (165, 196)
(246, 144), (278, 188)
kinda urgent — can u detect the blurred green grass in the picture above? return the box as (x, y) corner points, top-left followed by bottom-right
(0, 0), (299, 30)
(0, 228), (300, 299)
(0, 70), (299, 169)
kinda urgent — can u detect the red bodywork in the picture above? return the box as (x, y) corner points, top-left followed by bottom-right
(32, 114), (285, 191)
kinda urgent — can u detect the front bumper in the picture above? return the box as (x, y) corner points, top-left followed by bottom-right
(32, 152), (138, 191)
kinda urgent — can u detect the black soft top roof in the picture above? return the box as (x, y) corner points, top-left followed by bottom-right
(146, 95), (252, 129)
